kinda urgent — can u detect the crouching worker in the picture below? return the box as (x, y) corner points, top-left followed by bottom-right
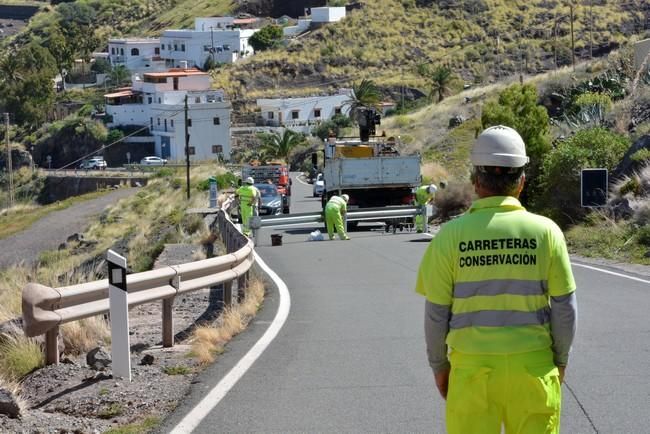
(325, 194), (350, 240)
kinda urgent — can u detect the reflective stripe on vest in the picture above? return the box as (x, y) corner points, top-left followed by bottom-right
(450, 279), (549, 329)
(449, 307), (551, 329)
(453, 279), (548, 299)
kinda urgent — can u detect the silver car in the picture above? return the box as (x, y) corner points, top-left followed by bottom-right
(140, 156), (167, 166)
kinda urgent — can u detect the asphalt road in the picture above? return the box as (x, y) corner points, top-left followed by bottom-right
(163, 174), (650, 433)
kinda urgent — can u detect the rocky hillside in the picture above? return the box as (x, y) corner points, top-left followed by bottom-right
(212, 0), (648, 99)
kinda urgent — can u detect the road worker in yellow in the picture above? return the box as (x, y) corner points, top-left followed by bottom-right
(235, 176), (260, 237)
(414, 184), (438, 233)
(325, 194), (350, 240)
(415, 125), (577, 434)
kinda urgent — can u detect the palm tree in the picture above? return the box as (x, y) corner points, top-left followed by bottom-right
(108, 65), (131, 88)
(345, 79), (382, 123)
(419, 64), (455, 102)
(258, 129), (307, 165)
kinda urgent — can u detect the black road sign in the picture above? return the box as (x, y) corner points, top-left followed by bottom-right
(581, 168), (608, 207)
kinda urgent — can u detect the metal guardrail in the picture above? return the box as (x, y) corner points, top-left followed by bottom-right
(22, 203), (252, 365)
(255, 206), (420, 228)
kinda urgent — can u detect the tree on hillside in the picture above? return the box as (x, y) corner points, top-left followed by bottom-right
(418, 64), (455, 102)
(258, 129), (307, 165)
(249, 25), (283, 52)
(481, 83), (551, 204)
(345, 79), (382, 124)
(43, 26), (74, 91)
(108, 65), (131, 88)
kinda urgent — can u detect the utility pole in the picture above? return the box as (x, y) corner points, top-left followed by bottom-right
(4, 113), (14, 208)
(184, 95), (191, 200)
(589, 0), (593, 59)
(570, 2), (576, 71)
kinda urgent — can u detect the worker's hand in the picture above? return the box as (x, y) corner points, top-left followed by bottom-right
(558, 366), (566, 384)
(434, 369), (450, 400)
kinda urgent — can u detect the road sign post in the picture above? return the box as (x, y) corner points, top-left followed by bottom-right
(581, 168), (608, 207)
(209, 176), (218, 208)
(107, 249), (131, 381)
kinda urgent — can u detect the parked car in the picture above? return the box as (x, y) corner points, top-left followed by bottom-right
(140, 156), (167, 166)
(79, 157), (107, 170)
(313, 173), (325, 197)
(255, 183), (284, 216)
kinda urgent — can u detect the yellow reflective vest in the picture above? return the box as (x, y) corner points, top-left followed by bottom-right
(415, 196), (576, 355)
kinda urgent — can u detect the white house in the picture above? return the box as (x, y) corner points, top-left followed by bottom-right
(105, 68), (232, 161)
(311, 7), (346, 23)
(160, 17), (259, 68)
(256, 89), (352, 133)
(107, 38), (167, 74)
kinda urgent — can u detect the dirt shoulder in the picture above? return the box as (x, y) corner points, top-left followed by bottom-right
(0, 188), (138, 270)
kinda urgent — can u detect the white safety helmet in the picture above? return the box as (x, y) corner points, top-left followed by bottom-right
(341, 194), (350, 202)
(427, 184), (438, 194)
(245, 176), (255, 185)
(471, 125), (529, 168)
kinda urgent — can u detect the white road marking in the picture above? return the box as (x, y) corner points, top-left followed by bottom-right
(572, 262), (650, 284)
(295, 174), (311, 186)
(170, 251), (291, 434)
(421, 233), (649, 284)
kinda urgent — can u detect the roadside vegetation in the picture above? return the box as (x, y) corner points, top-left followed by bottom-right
(0, 164), (235, 383)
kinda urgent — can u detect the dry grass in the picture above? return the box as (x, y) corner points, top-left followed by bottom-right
(421, 162), (450, 185)
(0, 334), (44, 380)
(190, 278), (265, 365)
(61, 317), (111, 356)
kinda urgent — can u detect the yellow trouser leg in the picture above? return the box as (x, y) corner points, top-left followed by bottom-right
(446, 349), (561, 434)
(326, 208), (347, 240)
(240, 206), (252, 235)
(415, 214), (423, 231)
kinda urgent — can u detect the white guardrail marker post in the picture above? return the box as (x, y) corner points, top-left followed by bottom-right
(107, 249), (132, 382)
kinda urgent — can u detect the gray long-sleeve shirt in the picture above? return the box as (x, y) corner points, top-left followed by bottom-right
(424, 293), (578, 373)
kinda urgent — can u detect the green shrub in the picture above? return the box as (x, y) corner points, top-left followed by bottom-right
(637, 225), (650, 246)
(538, 128), (630, 226)
(163, 365), (191, 375)
(574, 92), (613, 112)
(631, 148), (650, 163)
(152, 168), (175, 178)
(0, 335), (44, 380)
(249, 25), (283, 52)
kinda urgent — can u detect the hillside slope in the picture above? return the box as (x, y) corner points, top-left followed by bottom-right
(212, 0), (648, 98)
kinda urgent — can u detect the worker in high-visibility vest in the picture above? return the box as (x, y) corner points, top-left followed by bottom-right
(235, 177), (260, 237)
(325, 194), (350, 240)
(415, 125), (577, 434)
(414, 184), (438, 233)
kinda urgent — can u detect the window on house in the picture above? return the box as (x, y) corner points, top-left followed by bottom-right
(314, 108), (321, 118)
(188, 146), (196, 155)
(181, 44), (186, 52)
(157, 118), (160, 125)
(111, 47), (115, 55)
(120, 48), (124, 55)
(131, 48), (139, 56)
(147, 97), (152, 104)
(268, 111), (274, 119)
(195, 97), (201, 103)
(212, 145), (223, 154)
(223, 44), (230, 51)
(161, 44), (165, 50)
(187, 119), (192, 127)
(334, 107), (342, 115)
(291, 110), (300, 120)
(213, 117), (220, 125)
(174, 44), (178, 51)
(170, 120), (174, 127)
(158, 98), (161, 103)
(155, 47), (160, 55)
(150, 117), (153, 127)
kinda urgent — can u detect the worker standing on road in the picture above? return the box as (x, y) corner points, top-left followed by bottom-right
(236, 176), (260, 237)
(414, 183), (438, 233)
(325, 194), (350, 240)
(415, 125), (577, 434)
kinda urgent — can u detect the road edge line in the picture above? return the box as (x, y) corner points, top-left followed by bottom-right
(169, 251), (291, 433)
(422, 233), (649, 284)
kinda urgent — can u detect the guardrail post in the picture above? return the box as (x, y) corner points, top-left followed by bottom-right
(163, 274), (179, 348)
(237, 273), (247, 303)
(45, 326), (60, 365)
(224, 281), (233, 306)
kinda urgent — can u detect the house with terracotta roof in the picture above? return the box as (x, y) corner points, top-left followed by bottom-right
(107, 38), (167, 74)
(105, 68), (232, 161)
